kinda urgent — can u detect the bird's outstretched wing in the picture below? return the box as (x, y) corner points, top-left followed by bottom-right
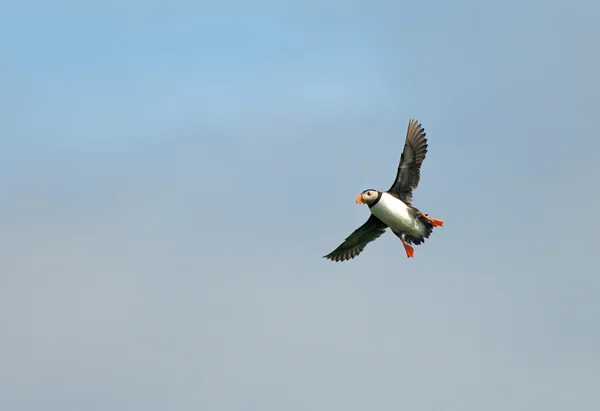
(323, 215), (388, 262)
(387, 119), (428, 206)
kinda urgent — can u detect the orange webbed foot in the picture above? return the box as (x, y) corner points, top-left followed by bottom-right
(400, 238), (415, 258)
(423, 214), (444, 227)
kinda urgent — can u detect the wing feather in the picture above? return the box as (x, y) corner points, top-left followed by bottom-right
(388, 119), (428, 205)
(323, 215), (388, 262)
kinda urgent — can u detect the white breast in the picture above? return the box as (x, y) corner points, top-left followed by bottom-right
(370, 193), (424, 235)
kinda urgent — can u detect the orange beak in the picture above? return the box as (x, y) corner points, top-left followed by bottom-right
(356, 193), (364, 204)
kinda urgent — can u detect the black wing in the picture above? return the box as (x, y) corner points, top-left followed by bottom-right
(387, 119), (428, 206)
(323, 215), (388, 262)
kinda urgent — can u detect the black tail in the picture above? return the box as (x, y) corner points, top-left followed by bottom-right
(404, 214), (434, 245)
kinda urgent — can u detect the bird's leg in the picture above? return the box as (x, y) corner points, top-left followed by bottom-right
(422, 213), (444, 227)
(400, 236), (415, 258)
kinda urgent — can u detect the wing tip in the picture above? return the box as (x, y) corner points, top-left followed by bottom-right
(322, 251), (357, 262)
(407, 118), (426, 135)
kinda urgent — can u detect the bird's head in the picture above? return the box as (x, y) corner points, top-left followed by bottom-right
(356, 189), (380, 206)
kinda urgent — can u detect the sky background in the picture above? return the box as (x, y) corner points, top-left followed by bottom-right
(2, 1), (600, 410)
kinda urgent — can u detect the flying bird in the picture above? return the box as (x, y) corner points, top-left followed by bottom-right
(324, 119), (443, 261)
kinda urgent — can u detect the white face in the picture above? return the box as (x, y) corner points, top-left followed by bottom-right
(358, 190), (379, 205)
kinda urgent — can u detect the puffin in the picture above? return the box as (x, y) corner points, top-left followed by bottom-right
(324, 118), (443, 261)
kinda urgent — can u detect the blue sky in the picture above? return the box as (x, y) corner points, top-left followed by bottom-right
(2, 1), (600, 410)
